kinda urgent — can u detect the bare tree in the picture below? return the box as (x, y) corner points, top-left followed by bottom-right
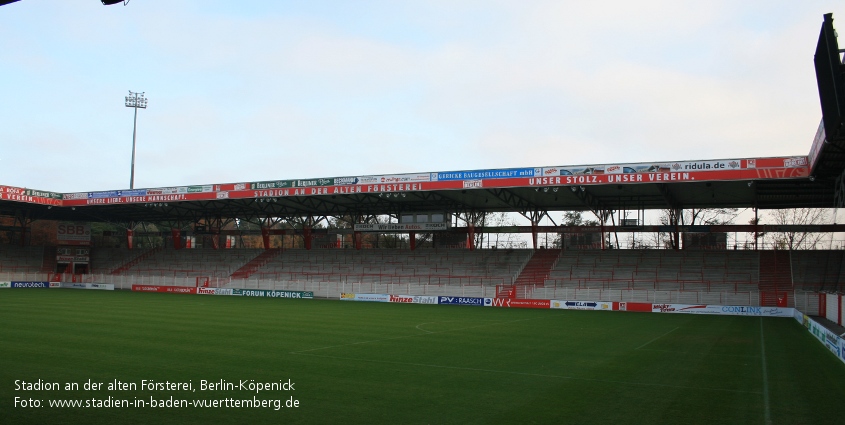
(657, 208), (740, 249)
(764, 208), (832, 250)
(554, 211), (599, 249)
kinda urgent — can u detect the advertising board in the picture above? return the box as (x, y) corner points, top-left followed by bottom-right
(0, 282), (11, 288)
(197, 287), (234, 296)
(488, 298), (550, 308)
(651, 304), (793, 317)
(617, 302), (652, 312)
(353, 223), (449, 232)
(796, 312), (845, 365)
(339, 293), (390, 302)
(57, 223), (91, 246)
(437, 296), (485, 306)
(388, 294), (438, 304)
(11, 282), (51, 288)
(62, 283), (114, 290)
(432, 168), (536, 181)
(131, 285), (197, 294)
(550, 300), (615, 311)
(232, 289), (314, 299)
(824, 329), (842, 358)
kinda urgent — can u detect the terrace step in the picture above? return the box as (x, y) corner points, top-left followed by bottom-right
(759, 250), (792, 307)
(110, 247), (161, 275)
(513, 249), (561, 295)
(231, 249), (283, 279)
(40, 246), (57, 273)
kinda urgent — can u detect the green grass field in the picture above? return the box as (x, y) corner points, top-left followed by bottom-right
(1, 289), (844, 424)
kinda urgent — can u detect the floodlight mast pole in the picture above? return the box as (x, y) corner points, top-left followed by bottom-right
(125, 91), (147, 189)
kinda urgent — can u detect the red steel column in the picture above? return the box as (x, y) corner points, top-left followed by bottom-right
(304, 226), (312, 250)
(467, 224), (475, 251)
(172, 229), (182, 250)
(410, 231), (416, 251)
(126, 229), (134, 250)
(261, 228), (270, 250)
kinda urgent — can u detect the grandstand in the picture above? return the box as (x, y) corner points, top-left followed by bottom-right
(0, 9), (842, 351)
(0, 242), (840, 316)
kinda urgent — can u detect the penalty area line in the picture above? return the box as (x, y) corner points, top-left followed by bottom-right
(635, 326), (680, 350)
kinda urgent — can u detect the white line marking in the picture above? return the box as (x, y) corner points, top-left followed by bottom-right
(760, 318), (772, 425)
(291, 318), (534, 354)
(637, 348), (760, 358)
(291, 352), (762, 395)
(414, 322), (436, 333)
(414, 319), (502, 334)
(635, 327), (680, 350)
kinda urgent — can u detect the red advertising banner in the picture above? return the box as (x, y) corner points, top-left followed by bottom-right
(131, 285), (197, 294)
(56, 157), (810, 207)
(617, 302), (652, 312)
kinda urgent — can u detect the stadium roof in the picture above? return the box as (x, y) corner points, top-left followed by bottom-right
(0, 152), (834, 225)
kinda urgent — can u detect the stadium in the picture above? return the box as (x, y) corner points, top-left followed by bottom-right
(3, 7), (845, 425)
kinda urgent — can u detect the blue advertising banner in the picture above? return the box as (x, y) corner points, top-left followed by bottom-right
(433, 168), (535, 181)
(437, 296), (485, 306)
(11, 281), (51, 288)
(118, 189), (147, 197)
(88, 191), (120, 199)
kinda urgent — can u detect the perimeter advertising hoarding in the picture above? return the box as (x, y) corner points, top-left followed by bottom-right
(0, 282), (10, 288)
(388, 294), (438, 304)
(340, 293), (390, 302)
(437, 296), (485, 306)
(10, 282), (51, 288)
(131, 285), (197, 294)
(550, 300), (615, 311)
(60, 283), (114, 290)
(798, 313), (845, 365)
(616, 302), (653, 312)
(196, 287), (234, 296)
(231, 289), (314, 299)
(651, 304), (793, 317)
(487, 298), (550, 308)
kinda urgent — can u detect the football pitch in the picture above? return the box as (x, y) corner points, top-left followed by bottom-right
(2, 289), (844, 424)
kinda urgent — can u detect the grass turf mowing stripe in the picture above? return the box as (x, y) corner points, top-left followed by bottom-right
(760, 317), (772, 425)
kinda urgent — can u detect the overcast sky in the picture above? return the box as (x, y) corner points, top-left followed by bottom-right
(1, 1), (843, 193)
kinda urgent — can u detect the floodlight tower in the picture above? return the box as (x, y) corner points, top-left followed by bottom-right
(125, 91), (147, 190)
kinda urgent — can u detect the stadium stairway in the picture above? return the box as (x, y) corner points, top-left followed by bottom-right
(512, 249), (561, 297)
(40, 246), (57, 273)
(759, 251), (792, 307)
(110, 247), (162, 275)
(230, 249), (283, 279)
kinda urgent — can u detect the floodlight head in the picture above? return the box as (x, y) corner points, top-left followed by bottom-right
(125, 91), (148, 109)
